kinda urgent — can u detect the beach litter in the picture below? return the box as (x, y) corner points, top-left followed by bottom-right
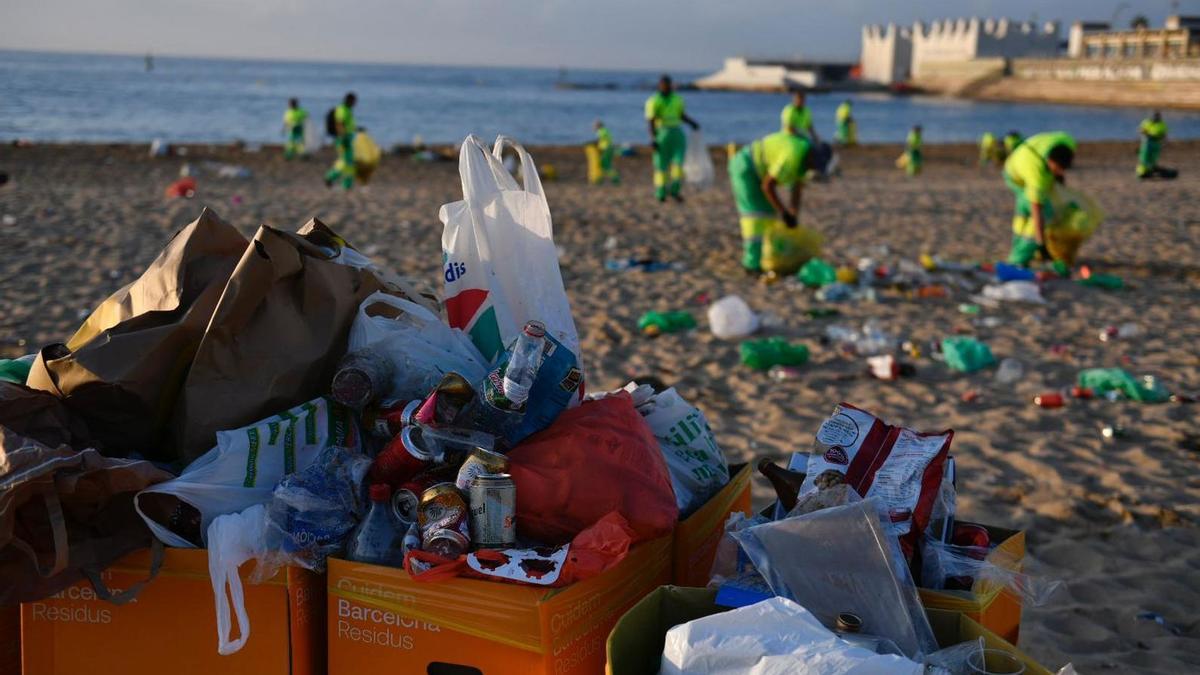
(1078, 368), (1170, 403)
(740, 338), (809, 370)
(164, 177), (197, 199)
(638, 310), (696, 336)
(798, 257), (838, 288)
(980, 281), (1045, 304)
(708, 295), (759, 339)
(941, 337), (996, 373)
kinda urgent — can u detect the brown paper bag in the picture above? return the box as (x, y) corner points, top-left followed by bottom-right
(26, 209), (247, 460)
(0, 382), (91, 450)
(0, 427), (172, 605)
(171, 219), (390, 463)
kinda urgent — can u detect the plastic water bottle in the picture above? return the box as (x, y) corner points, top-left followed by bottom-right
(501, 321), (547, 407)
(346, 484), (406, 567)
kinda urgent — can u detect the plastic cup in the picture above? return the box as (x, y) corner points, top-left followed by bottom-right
(966, 649), (1026, 675)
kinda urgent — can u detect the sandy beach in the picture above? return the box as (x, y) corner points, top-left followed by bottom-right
(1, 139), (1198, 673)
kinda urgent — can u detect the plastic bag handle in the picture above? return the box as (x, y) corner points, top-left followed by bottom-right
(10, 489), (70, 579)
(458, 134), (507, 204)
(82, 539), (164, 606)
(491, 135), (545, 198)
(356, 290), (440, 326)
(212, 542), (252, 655)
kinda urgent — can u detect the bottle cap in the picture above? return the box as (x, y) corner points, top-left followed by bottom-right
(369, 483), (392, 502)
(522, 320), (546, 338)
(835, 612), (863, 633)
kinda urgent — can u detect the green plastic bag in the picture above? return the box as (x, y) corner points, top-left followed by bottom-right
(1078, 274), (1124, 290)
(637, 310), (696, 335)
(740, 338), (809, 371)
(1078, 368), (1169, 403)
(941, 337), (996, 373)
(0, 358), (32, 385)
(797, 258), (838, 288)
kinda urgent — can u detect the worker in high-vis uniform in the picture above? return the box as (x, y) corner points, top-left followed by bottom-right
(282, 98), (308, 160)
(904, 125), (923, 176)
(593, 119), (619, 184)
(729, 131), (813, 273)
(1002, 131), (1076, 269)
(1137, 111), (1168, 179)
(324, 92), (357, 189)
(645, 75), (700, 202)
(835, 99), (855, 146)
(1003, 130), (1023, 158)
(781, 90), (817, 142)
(979, 132), (998, 167)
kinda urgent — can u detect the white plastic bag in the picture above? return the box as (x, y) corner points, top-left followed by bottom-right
(439, 135), (581, 367)
(683, 129), (715, 189)
(346, 291), (490, 401)
(661, 597), (923, 674)
(135, 397), (358, 548)
(207, 504), (267, 655)
(623, 382), (728, 516)
(708, 295), (760, 339)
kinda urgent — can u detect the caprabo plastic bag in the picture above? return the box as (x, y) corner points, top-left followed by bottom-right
(506, 393), (678, 545)
(622, 383), (729, 517)
(346, 291), (490, 402)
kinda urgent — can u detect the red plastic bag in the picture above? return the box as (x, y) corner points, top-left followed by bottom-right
(164, 177), (196, 199)
(507, 393), (678, 545)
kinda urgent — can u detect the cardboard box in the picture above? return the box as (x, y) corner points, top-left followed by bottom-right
(919, 522), (1025, 645)
(672, 463), (752, 587)
(21, 548), (324, 675)
(605, 585), (1052, 675)
(328, 535), (671, 674)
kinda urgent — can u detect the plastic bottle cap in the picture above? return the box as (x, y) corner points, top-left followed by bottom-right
(836, 612), (863, 633)
(369, 483), (392, 502)
(522, 320), (547, 338)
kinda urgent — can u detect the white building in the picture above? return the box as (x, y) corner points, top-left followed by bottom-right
(861, 17), (1061, 84)
(861, 23), (913, 84)
(911, 18), (1060, 79)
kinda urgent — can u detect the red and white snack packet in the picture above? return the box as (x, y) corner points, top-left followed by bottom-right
(798, 403), (953, 557)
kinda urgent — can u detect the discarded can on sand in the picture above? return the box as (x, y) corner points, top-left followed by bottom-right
(1033, 393), (1065, 408)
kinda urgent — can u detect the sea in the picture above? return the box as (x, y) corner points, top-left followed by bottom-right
(4, 49), (1200, 147)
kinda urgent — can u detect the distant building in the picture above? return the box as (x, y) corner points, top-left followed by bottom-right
(860, 17), (1060, 84)
(910, 18), (1059, 79)
(694, 57), (855, 91)
(1069, 15), (1200, 60)
(861, 23), (913, 85)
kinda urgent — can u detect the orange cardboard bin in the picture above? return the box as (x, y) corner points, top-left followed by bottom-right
(328, 535), (671, 674)
(21, 547), (324, 675)
(919, 523), (1026, 645)
(672, 463), (752, 587)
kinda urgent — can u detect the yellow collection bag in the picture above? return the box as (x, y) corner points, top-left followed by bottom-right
(762, 221), (823, 275)
(353, 132), (383, 184)
(1045, 186), (1104, 265)
(584, 144), (602, 184)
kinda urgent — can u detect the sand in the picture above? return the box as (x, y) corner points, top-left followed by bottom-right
(2, 138), (1199, 673)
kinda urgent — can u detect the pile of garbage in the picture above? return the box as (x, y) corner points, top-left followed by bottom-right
(0, 136), (730, 655)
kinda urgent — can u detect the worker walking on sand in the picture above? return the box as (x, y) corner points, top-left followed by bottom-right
(904, 125), (923, 176)
(593, 119), (620, 184)
(1003, 131), (1076, 271)
(979, 132), (998, 167)
(729, 131), (813, 273)
(1137, 111), (1173, 179)
(282, 98), (308, 160)
(645, 75), (700, 202)
(781, 90), (818, 142)
(324, 92), (357, 189)
(835, 99), (855, 146)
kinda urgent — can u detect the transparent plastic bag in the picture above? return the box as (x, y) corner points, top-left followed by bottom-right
(919, 535), (1065, 606)
(921, 638), (985, 675)
(253, 445), (372, 579)
(707, 511), (769, 587)
(683, 129), (714, 189)
(732, 498), (939, 660)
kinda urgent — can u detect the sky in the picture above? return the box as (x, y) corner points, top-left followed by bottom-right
(1, 0), (1191, 71)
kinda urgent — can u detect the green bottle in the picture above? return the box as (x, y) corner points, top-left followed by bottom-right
(740, 338), (810, 371)
(638, 311), (697, 336)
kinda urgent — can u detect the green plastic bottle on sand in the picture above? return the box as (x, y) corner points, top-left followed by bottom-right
(638, 311), (697, 336)
(740, 338), (810, 371)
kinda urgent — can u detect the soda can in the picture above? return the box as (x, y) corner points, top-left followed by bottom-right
(368, 425), (435, 487)
(469, 473), (517, 549)
(423, 527), (470, 559)
(413, 373), (476, 427)
(418, 482), (469, 535)
(455, 446), (510, 492)
(1070, 386), (1094, 399)
(1033, 393), (1065, 408)
(392, 467), (454, 524)
(365, 399), (422, 440)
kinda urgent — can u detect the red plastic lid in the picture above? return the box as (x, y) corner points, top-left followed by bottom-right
(369, 483), (392, 502)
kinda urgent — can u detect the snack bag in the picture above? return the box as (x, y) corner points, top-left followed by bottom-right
(798, 403), (952, 557)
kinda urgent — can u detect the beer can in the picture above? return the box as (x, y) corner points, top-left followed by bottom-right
(455, 446), (510, 492)
(418, 482), (469, 534)
(469, 473), (516, 549)
(1033, 392), (1065, 408)
(423, 527), (470, 559)
(393, 467), (454, 524)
